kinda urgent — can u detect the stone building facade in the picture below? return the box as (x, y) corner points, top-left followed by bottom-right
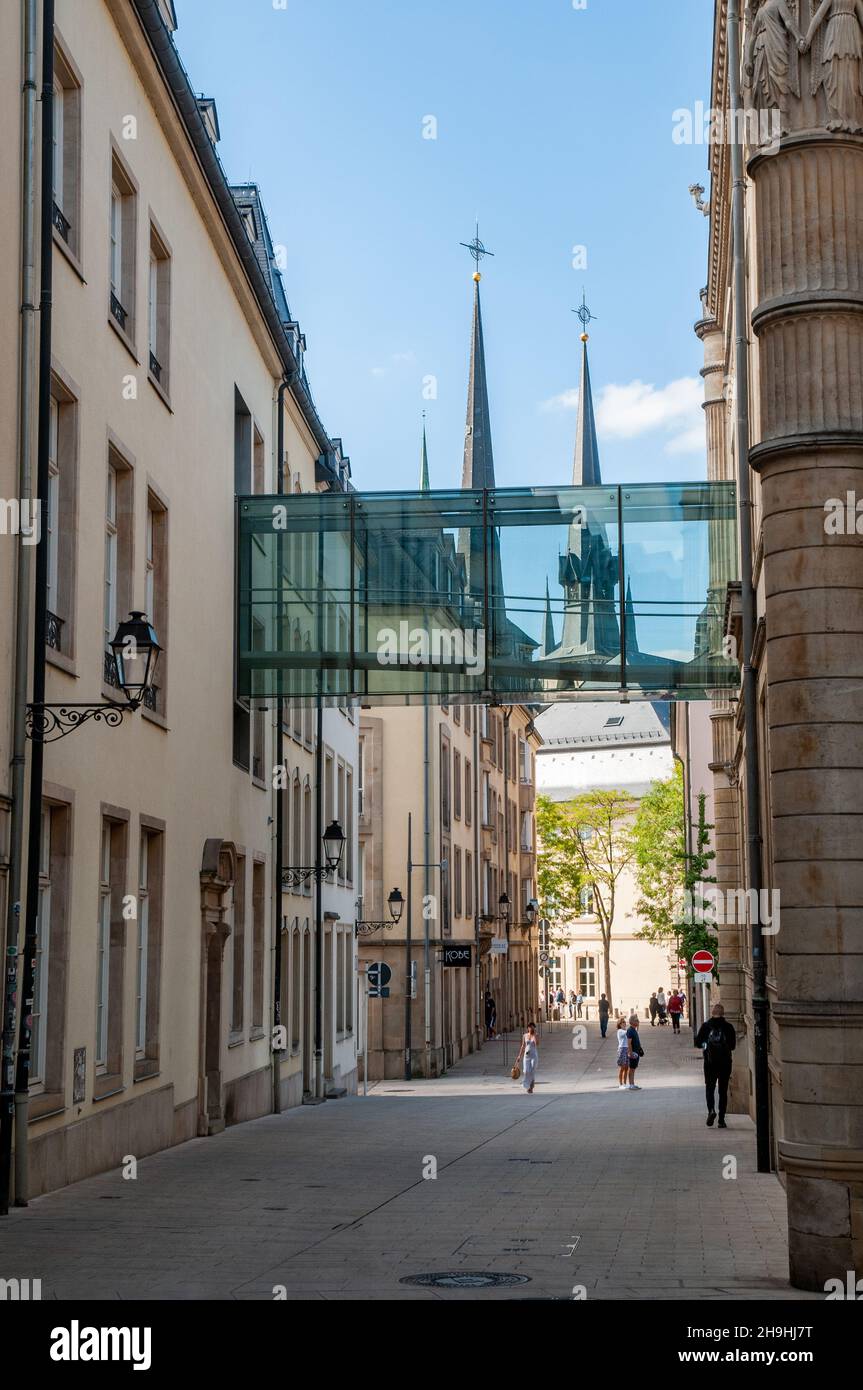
(689, 0), (863, 1289)
(0, 0), (355, 1197)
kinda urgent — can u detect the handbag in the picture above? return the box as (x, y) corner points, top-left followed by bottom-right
(511, 1064), (521, 1080)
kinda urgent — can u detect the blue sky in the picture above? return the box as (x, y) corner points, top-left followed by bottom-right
(174, 0), (715, 493)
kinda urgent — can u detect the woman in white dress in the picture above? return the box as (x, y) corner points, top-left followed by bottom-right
(516, 1023), (539, 1094)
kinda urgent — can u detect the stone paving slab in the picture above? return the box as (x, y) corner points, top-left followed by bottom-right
(0, 1018), (818, 1300)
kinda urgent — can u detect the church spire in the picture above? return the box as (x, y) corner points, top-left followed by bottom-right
(543, 578), (557, 656)
(572, 331), (602, 487)
(420, 413), (430, 492)
(457, 227), (501, 603)
(460, 270), (496, 491)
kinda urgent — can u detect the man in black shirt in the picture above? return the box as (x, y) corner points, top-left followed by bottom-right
(598, 993), (610, 1038)
(695, 1002), (736, 1128)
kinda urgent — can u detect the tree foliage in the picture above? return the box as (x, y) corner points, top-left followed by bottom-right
(536, 789), (637, 1002)
(631, 763), (686, 946)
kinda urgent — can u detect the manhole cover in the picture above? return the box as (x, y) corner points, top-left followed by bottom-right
(400, 1272), (530, 1289)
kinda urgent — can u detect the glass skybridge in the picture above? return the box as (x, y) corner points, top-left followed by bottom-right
(236, 482), (739, 705)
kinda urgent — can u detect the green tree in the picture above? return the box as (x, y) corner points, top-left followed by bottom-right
(632, 764), (686, 948)
(678, 791), (719, 979)
(537, 789), (637, 1002)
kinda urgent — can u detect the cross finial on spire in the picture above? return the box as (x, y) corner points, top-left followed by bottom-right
(573, 290), (597, 341)
(460, 222), (494, 281)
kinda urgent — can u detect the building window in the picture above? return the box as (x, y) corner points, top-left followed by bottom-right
(144, 494), (167, 714)
(440, 735), (451, 831)
(290, 928), (301, 1051)
(104, 454), (132, 688)
(465, 704), (471, 735)
(148, 223), (171, 395)
(96, 818), (127, 1080)
(357, 738), (365, 817)
(252, 861), (265, 1032)
(135, 833), (149, 1057)
(231, 856), (246, 1033)
(45, 390), (78, 654)
(109, 152), (137, 340)
(454, 847), (462, 917)
(578, 956), (597, 997)
(453, 750), (462, 820)
(345, 768), (354, 883)
(482, 772), (491, 828)
(520, 811), (532, 852)
(465, 852), (473, 918)
(52, 43), (81, 256)
(135, 826), (163, 1077)
(579, 885), (594, 916)
(465, 759), (472, 827)
(32, 809), (53, 1086)
(302, 782), (312, 895)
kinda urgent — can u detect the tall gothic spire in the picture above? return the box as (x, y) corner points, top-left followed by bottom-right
(420, 414), (430, 492)
(543, 578), (557, 656)
(460, 274), (496, 491)
(457, 230), (501, 604)
(572, 333), (602, 487)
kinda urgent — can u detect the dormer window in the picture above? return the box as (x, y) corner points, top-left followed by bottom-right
(156, 0), (178, 32)
(240, 207), (256, 243)
(604, 715), (624, 727)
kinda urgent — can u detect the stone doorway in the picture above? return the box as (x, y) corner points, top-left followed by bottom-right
(198, 838), (236, 1136)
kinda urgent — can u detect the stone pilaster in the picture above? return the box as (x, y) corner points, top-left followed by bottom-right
(749, 130), (863, 1291)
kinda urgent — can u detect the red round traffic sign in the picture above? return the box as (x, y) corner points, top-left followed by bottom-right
(692, 949), (714, 974)
(678, 958), (688, 970)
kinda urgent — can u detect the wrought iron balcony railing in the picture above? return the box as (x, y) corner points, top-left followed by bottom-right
(46, 611), (64, 651)
(52, 201), (71, 243)
(110, 292), (128, 331)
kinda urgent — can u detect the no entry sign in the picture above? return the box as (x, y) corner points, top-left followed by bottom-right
(692, 949), (715, 974)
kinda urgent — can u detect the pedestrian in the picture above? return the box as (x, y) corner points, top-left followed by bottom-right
(555, 986), (565, 1020)
(656, 986), (667, 1025)
(648, 992), (659, 1026)
(575, 991), (584, 1019)
(484, 989), (496, 1040)
(616, 1016), (630, 1089)
(678, 988), (687, 1018)
(516, 1021), (539, 1094)
(598, 992), (610, 1038)
(626, 1012), (644, 1090)
(668, 989), (683, 1034)
(695, 1002), (736, 1128)
(568, 989), (577, 1019)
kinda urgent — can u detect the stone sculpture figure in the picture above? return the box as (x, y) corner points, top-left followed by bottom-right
(744, 0), (804, 119)
(802, 0), (863, 131)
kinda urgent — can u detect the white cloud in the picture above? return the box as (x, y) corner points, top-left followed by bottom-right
(370, 366), (387, 377)
(541, 375), (705, 456)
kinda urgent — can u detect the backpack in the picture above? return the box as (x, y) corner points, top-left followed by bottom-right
(706, 1025), (730, 1061)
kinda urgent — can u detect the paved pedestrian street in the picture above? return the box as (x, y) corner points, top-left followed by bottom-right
(3, 1021), (815, 1302)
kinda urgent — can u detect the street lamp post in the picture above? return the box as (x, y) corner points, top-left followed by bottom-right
(282, 820), (345, 888)
(356, 887), (404, 936)
(24, 611), (162, 741)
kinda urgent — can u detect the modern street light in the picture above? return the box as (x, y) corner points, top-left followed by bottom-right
(356, 887), (404, 936)
(283, 820), (345, 888)
(25, 611), (162, 741)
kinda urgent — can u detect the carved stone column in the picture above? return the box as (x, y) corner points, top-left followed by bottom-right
(746, 17), (863, 1287)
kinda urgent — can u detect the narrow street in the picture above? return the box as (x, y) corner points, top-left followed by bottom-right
(4, 1020), (808, 1301)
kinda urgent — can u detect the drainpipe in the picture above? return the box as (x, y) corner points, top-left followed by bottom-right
(271, 375), (290, 1114)
(422, 697), (431, 1072)
(473, 718), (481, 1045)
(0, 0), (39, 1217)
(313, 610), (324, 1098)
(728, 0), (770, 1173)
(12, 0), (54, 1208)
